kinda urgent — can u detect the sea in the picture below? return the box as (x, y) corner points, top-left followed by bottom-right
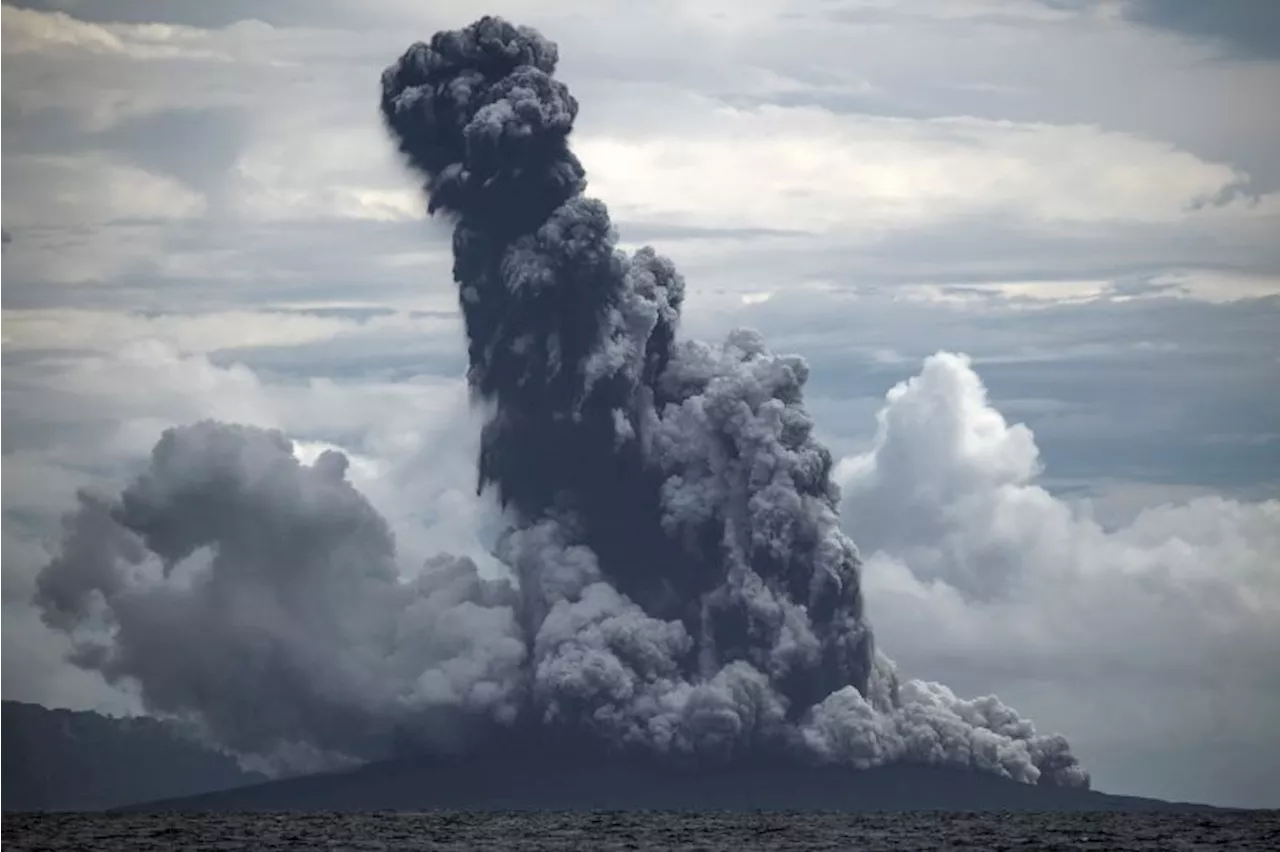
(4, 811), (1278, 851)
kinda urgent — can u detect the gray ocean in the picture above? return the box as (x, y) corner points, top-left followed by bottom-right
(4, 811), (1278, 851)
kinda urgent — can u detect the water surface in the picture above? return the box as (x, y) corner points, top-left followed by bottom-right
(6, 810), (1276, 851)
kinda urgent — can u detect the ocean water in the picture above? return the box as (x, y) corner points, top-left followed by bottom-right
(4, 811), (1277, 851)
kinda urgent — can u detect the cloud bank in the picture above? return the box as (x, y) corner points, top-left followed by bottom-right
(839, 351), (1280, 694)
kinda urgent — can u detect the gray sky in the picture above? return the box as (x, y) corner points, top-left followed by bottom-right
(3, 0), (1278, 807)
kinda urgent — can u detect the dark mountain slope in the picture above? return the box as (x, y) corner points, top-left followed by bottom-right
(2, 701), (264, 811)
(125, 745), (1217, 813)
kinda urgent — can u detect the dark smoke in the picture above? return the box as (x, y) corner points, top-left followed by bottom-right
(380, 15), (873, 715)
(33, 17), (1087, 788)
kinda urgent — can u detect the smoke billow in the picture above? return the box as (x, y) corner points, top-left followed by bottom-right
(34, 17), (1088, 788)
(36, 422), (527, 769)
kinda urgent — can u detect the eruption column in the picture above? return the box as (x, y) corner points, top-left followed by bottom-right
(31, 15), (1088, 789)
(380, 15), (876, 718)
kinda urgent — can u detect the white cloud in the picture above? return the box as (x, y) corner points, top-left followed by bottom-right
(793, 0), (1091, 23)
(2, 6), (121, 54)
(1, 7), (213, 60)
(1, 7), (281, 63)
(230, 127), (427, 222)
(838, 351), (1279, 615)
(577, 108), (1255, 233)
(0, 307), (455, 354)
(3, 154), (206, 226)
(835, 352), (1280, 804)
(1145, 270), (1280, 304)
(0, 8), (378, 132)
(2, 339), (459, 455)
(897, 272), (1280, 307)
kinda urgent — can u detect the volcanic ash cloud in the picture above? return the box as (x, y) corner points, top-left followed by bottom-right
(34, 16), (1087, 788)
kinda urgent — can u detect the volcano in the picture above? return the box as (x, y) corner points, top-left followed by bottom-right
(122, 745), (1211, 813)
(36, 15), (1098, 798)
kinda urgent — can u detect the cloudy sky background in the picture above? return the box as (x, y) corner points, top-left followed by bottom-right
(3, 0), (1278, 807)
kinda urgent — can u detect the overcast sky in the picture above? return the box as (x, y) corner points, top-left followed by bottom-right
(3, 0), (1278, 808)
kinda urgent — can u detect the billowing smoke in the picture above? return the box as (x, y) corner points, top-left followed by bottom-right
(33, 16), (1088, 788)
(36, 422), (527, 770)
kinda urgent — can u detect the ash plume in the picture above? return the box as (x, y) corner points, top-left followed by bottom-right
(33, 16), (1088, 788)
(36, 422), (526, 769)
